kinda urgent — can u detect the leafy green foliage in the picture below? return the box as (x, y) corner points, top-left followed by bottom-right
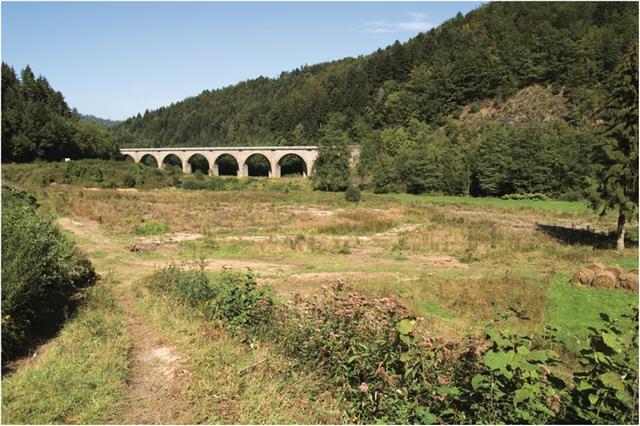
(78, 114), (122, 129)
(463, 327), (566, 424)
(569, 309), (639, 424)
(501, 193), (551, 201)
(1, 186), (96, 361)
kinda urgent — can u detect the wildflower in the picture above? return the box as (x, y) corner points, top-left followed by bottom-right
(359, 382), (369, 393)
(437, 375), (450, 385)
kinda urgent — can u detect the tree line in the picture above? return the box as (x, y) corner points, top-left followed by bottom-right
(1, 63), (119, 163)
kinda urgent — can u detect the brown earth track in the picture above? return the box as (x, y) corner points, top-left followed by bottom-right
(58, 217), (196, 424)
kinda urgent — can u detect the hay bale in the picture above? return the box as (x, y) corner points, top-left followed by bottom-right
(593, 271), (617, 289)
(605, 265), (624, 279)
(618, 272), (639, 292)
(571, 268), (595, 286)
(584, 262), (605, 273)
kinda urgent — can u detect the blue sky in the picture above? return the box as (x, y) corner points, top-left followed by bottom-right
(2, 1), (484, 120)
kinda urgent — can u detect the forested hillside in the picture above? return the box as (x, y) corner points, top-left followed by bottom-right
(3, 2), (637, 198)
(113, 2), (637, 149)
(1, 64), (119, 163)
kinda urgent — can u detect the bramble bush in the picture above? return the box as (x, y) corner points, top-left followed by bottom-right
(147, 265), (639, 424)
(1, 186), (97, 362)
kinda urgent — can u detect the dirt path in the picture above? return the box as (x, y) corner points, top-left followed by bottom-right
(58, 218), (196, 424)
(114, 280), (194, 424)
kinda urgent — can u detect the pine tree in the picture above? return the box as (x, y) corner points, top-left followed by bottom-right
(587, 43), (639, 250)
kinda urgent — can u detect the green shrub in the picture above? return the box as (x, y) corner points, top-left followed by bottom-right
(210, 268), (276, 329)
(122, 174), (136, 188)
(461, 326), (567, 424)
(501, 193), (551, 201)
(149, 263), (214, 307)
(181, 179), (206, 190)
(134, 221), (170, 236)
(344, 185), (361, 202)
(147, 264), (276, 332)
(1, 187), (96, 361)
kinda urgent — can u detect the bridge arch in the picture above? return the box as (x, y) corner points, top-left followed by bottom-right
(122, 154), (136, 163)
(161, 153), (183, 171)
(213, 153), (239, 176)
(140, 154), (159, 168)
(187, 153), (210, 175)
(244, 153), (272, 177)
(119, 146), (331, 178)
(277, 153), (308, 177)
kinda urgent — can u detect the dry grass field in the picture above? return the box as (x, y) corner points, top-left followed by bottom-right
(3, 176), (637, 424)
(37, 182), (638, 340)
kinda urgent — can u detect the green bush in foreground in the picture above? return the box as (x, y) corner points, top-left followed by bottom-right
(148, 265), (638, 424)
(569, 310), (639, 424)
(1, 186), (96, 361)
(148, 264), (275, 331)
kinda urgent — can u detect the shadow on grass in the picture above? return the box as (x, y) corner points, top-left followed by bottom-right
(1, 285), (91, 377)
(536, 224), (639, 249)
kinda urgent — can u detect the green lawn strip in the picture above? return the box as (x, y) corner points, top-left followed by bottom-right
(602, 253), (639, 269)
(1, 285), (130, 424)
(544, 273), (637, 353)
(382, 193), (591, 214)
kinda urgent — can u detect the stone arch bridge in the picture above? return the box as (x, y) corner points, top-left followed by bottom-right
(120, 146), (360, 178)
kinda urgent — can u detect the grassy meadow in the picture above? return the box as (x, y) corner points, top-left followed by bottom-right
(1, 162), (638, 423)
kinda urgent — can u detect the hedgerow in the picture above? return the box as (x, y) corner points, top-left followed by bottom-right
(147, 264), (639, 424)
(1, 160), (313, 193)
(1, 186), (97, 362)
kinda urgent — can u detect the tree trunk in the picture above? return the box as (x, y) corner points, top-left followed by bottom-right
(616, 213), (626, 251)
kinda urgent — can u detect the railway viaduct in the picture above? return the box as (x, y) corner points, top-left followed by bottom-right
(120, 146), (360, 178)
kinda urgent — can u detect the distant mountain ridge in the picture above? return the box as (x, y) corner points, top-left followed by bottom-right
(79, 114), (122, 129)
(112, 2), (637, 148)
